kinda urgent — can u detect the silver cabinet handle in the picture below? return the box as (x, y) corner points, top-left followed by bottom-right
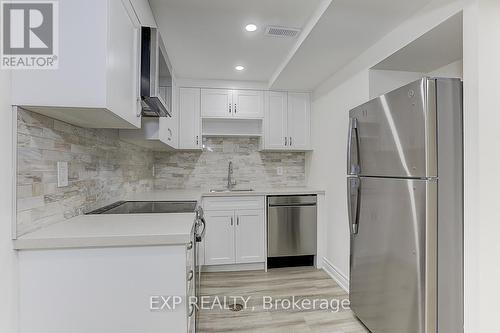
(234, 103), (237, 113)
(289, 137), (292, 146)
(230, 217), (233, 226)
(284, 137), (287, 146)
(196, 135), (199, 146)
(187, 269), (194, 281)
(229, 103), (231, 114)
(236, 216), (239, 226)
(187, 241), (193, 250)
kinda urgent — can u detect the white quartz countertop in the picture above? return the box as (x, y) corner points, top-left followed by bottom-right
(14, 187), (324, 250)
(125, 187), (325, 201)
(14, 213), (196, 250)
(202, 187), (325, 197)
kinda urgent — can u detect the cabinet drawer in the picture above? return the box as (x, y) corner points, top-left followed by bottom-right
(203, 196), (265, 211)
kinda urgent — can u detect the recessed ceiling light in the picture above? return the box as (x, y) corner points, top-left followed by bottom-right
(235, 65), (245, 71)
(245, 24), (257, 32)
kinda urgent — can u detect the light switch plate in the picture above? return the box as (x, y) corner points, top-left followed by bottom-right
(276, 166), (283, 176)
(57, 161), (69, 187)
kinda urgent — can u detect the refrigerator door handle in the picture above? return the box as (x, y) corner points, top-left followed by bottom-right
(348, 177), (361, 235)
(347, 117), (360, 175)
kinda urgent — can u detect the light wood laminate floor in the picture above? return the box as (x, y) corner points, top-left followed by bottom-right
(198, 267), (370, 333)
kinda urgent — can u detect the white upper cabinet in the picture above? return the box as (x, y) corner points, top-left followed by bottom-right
(178, 87), (202, 150)
(128, 0), (157, 27)
(201, 89), (263, 119)
(287, 92), (311, 150)
(11, 0), (142, 129)
(159, 85), (178, 149)
(232, 90), (264, 119)
(201, 89), (232, 118)
(265, 91), (288, 149)
(264, 91), (311, 151)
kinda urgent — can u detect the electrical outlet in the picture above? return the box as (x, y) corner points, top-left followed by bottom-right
(276, 166), (283, 176)
(57, 161), (68, 187)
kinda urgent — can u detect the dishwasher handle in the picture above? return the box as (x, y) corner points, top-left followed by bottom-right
(268, 203), (317, 208)
(268, 195), (317, 207)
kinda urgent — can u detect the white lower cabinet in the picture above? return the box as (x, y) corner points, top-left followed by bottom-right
(203, 197), (265, 266)
(18, 245), (194, 333)
(235, 209), (265, 263)
(204, 210), (236, 265)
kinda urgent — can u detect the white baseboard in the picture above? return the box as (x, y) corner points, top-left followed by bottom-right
(322, 257), (349, 292)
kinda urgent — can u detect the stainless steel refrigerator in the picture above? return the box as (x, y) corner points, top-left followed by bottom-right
(347, 78), (463, 333)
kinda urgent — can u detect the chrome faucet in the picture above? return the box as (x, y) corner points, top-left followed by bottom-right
(227, 161), (236, 190)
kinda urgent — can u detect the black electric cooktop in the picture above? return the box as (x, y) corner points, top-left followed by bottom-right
(86, 201), (198, 215)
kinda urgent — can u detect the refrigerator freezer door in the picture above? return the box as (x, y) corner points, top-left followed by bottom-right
(348, 78), (437, 178)
(349, 177), (437, 333)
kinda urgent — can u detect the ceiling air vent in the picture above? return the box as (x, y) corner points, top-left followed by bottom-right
(264, 26), (301, 38)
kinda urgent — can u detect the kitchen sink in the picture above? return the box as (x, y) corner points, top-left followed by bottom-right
(209, 189), (255, 193)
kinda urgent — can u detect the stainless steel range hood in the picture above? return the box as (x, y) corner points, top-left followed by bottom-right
(140, 27), (172, 117)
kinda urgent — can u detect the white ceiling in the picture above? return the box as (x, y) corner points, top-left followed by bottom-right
(270, 0), (435, 91)
(150, 0), (323, 82)
(150, 0), (440, 90)
(372, 12), (463, 73)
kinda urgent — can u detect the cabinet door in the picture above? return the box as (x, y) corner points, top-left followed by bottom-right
(159, 86), (178, 149)
(265, 91), (288, 149)
(287, 92), (311, 150)
(178, 88), (201, 149)
(204, 211), (236, 265)
(235, 209), (265, 264)
(233, 90), (264, 119)
(107, 0), (142, 128)
(201, 89), (232, 118)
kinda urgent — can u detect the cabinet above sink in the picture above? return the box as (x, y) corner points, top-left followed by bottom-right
(201, 89), (264, 119)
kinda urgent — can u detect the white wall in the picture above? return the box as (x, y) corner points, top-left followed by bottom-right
(428, 59), (463, 77)
(368, 69), (425, 99)
(368, 60), (464, 99)
(0, 71), (18, 331)
(306, 71), (368, 283)
(314, 0), (467, 99)
(462, 1), (500, 332)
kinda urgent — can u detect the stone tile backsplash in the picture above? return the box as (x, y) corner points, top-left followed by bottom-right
(16, 109), (154, 236)
(153, 137), (305, 190)
(16, 111), (305, 236)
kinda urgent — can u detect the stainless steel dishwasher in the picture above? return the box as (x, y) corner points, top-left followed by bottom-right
(267, 195), (317, 262)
